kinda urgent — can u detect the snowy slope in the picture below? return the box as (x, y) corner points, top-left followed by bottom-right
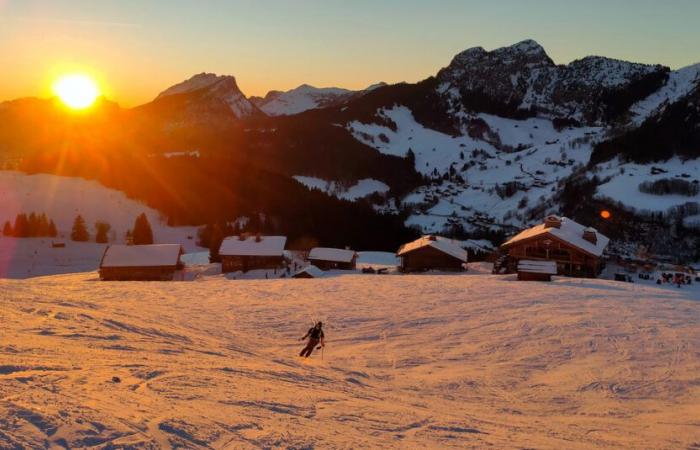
(0, 171), (203, 251)
(1, 272), (699, 448)
(348, 106), (603, 231)
(294, 176), (390, 200)
(592, 157), (700, 213)
(629, 62), (700, 125)
(252, 83), (385, 116)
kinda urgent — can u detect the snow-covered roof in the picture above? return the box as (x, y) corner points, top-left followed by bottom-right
(219, 235), (287, 257)
(502, 216), (610, 257)
(518, 260), (557, 274)
(100, 244), (183, 268)
(309, 247), (356, 263)
(397, 236), (468, 262)
(293, 265), (325, 278)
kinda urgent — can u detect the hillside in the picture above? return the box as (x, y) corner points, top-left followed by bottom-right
(1, 40), (699, 259)
(1, 271), (699, 448)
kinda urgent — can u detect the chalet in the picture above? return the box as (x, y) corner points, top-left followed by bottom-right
(219, 235), (287, 273)
(308, 247), (357, 270)
(292, 265), (324, 279)
(397, 235), (468, 273)
(99, 244), (184, 281)
(500, 215), (610, 278)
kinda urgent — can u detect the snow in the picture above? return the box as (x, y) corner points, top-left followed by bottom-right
(630, 63), (700, 124)
(593, 157), (700, 213)
(157, 73), (224, 98)
(1, 271), (699, 448)
(292, 264), (325, 278)
(309, 247), (356, 263)
(293, 176), (389, 201)
(0, 171), (204, 253)
(503, 216), (610, 257)
(163, 150), (200, 158)
(100, 244), (183, 268)
(397, 235), (468, 262)
(156, 73), (257, 118)
(346, 105), (605, 232)
(219, 235), (287, 257)
(258, 84), (352, 116)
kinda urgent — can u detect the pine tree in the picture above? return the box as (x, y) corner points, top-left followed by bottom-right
(13, 213), (28, 237)
(94, 221), (111, 244)
(208, 224), (224, 263)
(70, 215), (89, 242)
(2, 221), (12, 236)
(132, 213), (154, 245)
(48, 220), (58, 238)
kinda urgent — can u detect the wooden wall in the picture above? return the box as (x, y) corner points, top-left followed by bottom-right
(99, 266), (178, 281)
(221, 255), (285, 273)
(504, 236), (601, 277)
(400, 246), (465, 273)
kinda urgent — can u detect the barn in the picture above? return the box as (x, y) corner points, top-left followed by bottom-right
(219, 235), (287, 273)
(500, 215), (610, 278)
(397, 235), (468, 273)
(99, 244), (184, 281)
(308, 247), (357, 270)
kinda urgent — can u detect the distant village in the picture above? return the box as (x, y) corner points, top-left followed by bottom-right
(5, 209), (695, 287)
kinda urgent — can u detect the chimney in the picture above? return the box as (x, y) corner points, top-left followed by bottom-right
(582, 227), (597, 245)
(427, 235), (437, 241)
(238, 233), (245, 241)
(544, 215), (562, 229)
(255, 233), (262, 243)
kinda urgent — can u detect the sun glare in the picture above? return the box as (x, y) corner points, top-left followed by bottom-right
(53, 74), (100, 110)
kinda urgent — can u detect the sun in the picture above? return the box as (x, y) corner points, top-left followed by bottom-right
(52, 74), (100, 110)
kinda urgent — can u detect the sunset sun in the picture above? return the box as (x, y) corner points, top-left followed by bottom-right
(52, 74), (100, 109)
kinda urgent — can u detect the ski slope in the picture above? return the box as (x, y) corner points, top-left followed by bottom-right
(1, 271), (699, 448)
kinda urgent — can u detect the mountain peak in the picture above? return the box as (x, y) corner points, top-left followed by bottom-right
(154, 72), (258, 119)
(156, 73), (238, 99)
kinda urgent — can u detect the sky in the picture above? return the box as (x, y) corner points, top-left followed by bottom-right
(1, 0), (699, 107)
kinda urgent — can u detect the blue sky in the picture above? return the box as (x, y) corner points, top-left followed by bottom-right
(1, 0), (698, 105)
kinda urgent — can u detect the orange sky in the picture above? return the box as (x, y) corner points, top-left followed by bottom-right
(1, 0), (699, 107)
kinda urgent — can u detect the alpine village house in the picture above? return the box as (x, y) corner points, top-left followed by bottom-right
(499, 215), (610, 278)
(99, 244), (185, 281)
(397, 235), (468, 272)
(219, 235), (287, 273)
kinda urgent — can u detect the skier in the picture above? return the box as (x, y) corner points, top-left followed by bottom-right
(299, 321), (325, 358)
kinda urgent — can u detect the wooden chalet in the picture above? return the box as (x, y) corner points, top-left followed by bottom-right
(397, 235), (468, 273)
(219, 235), (287, 273)
(99, 244), (184, 281)
(500, 215), (610, 278)
(308, 247), (357, 270)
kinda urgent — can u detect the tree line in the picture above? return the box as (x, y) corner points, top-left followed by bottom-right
(4, 212), (155, 245)
(3, 212), (57, 238)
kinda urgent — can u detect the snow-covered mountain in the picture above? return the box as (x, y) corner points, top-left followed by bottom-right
(250, 82), (386, 116)
(156, 72), (258, 119)
(435, 39), (668, 126)
(1, 40), (699, 260)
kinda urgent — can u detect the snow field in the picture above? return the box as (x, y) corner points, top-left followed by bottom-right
(1, 273), (699, 448)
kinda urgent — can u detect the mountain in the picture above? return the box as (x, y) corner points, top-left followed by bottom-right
(250, 82), (386, 116)
(2, 40), (700, 260)
(435, 39), (668, 126)
(133, 73), (262, 129)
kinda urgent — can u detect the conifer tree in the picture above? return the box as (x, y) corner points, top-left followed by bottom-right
(95, 221), (111, 244)
(2, 221), (12, 236)
(132, 213), (154, 245)
(13, 213), (28, 238)
(70, 215), (89, 242)
(48, 220), (58, 238)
